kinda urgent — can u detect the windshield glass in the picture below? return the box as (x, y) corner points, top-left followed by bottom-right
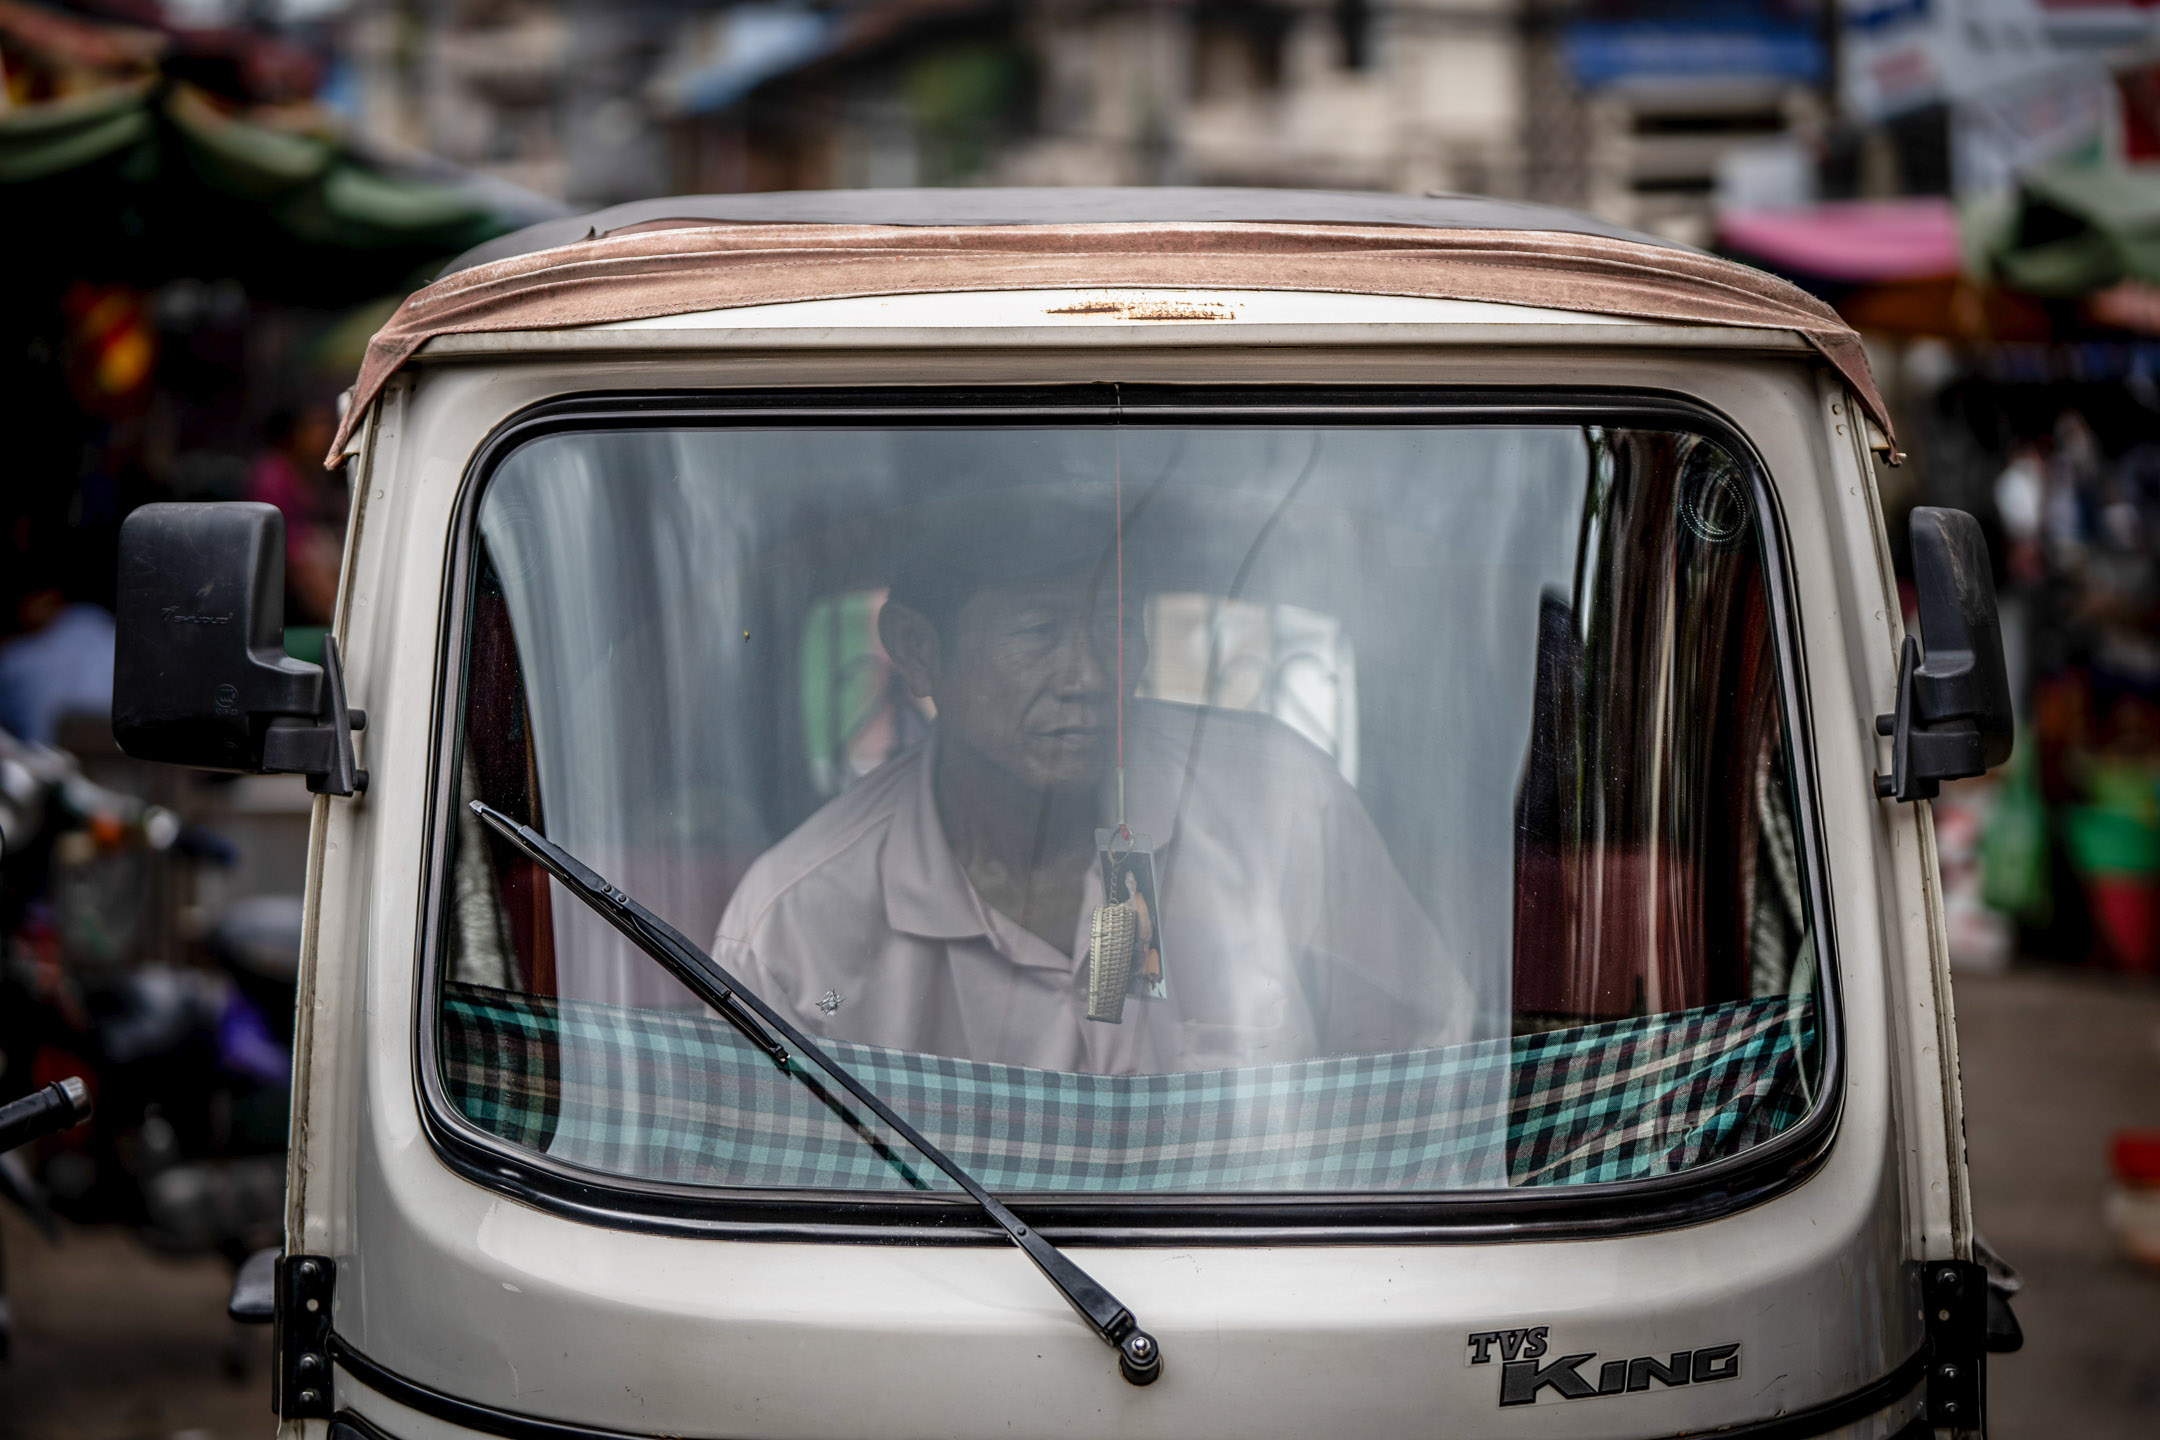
(436, 411), (1823, 1197)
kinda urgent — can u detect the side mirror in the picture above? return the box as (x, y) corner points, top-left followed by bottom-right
(1875, 507), (2014, 802)
(113, 503), (364, 796)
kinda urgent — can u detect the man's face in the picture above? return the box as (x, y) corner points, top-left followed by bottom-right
(930, 572), (1149, 794)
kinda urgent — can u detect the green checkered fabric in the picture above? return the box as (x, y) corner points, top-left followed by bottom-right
(441, 983), (1816, 1192)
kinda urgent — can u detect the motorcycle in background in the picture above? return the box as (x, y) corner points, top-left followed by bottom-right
(0, 724), (295, 1363)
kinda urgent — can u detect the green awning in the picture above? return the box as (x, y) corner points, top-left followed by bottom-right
(0, 80), (512, 298)
(0, 79), (155, 183)
(1986, 161), (2160, 298)
(165, 84), (334, 196)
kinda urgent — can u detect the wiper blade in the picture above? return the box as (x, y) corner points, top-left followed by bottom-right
(469, 802), (1163, 1387)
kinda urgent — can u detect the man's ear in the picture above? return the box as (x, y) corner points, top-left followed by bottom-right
(878, 601), (941, 699)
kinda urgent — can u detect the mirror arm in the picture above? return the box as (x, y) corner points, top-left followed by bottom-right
(259, 633), (368, 797)
(1875, 634), (1987, 803)
(1912, 651), (1978, 726)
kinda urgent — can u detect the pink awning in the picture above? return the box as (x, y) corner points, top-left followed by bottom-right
(1719, 198), (1962, 284)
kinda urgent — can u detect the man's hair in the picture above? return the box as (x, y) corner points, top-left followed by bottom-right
(885, 483), (1124, 639)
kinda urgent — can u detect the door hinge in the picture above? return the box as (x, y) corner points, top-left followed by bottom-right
(1922, 1260), (1986, 1434)
(274, 1253), (335, 1419)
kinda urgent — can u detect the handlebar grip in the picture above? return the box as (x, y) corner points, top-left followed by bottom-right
(0, 1077), (94, 1154)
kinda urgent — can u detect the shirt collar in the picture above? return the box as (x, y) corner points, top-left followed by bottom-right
(878, 705), (1191, 943)
(880, 733), (996, 941)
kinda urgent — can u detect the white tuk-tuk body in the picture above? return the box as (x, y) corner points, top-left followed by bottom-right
(269, 195), (1978, 1440)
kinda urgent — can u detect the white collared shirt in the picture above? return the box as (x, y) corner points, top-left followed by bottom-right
(714, 702), (1474, 1073)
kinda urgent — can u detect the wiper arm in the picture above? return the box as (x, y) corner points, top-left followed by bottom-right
(470, 802), (1163, 1387)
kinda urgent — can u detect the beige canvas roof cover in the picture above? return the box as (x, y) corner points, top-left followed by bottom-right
(328, 197), (1892, 465)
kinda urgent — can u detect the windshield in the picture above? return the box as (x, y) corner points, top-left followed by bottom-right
(435, 409), (1823, 1197)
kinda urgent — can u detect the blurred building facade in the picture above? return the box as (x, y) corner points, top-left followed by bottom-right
(339, 0), (1846, 244)
(323, 0), (2160, 983)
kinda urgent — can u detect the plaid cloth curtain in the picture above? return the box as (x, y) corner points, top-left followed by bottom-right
(441, 983), (1816, 1193)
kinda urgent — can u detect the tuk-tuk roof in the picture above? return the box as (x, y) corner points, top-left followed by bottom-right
(441, 188), (1675, 275)
(328, 187), (1890, 465)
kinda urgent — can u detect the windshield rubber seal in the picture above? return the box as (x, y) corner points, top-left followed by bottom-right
(408, 383), (1847, 1246)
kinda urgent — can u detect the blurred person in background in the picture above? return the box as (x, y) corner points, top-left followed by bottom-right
(246, 405), (345, 625)
(0, 576), (114, 748)
(1995, 444), (2047, 590)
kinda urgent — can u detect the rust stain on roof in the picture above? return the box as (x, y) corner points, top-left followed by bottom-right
(1044, 298), (1234, 321)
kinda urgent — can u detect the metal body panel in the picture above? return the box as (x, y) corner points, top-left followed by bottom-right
(1818, 373), (1974, 1266)
(599, 288), (1645, 328)
(287, 309), (1959, 1439)
(417, 322), (1811, 361)
(334, 1366), (1928, 1440)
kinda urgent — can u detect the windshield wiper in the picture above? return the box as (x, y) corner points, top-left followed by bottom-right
(469, 802), (1163, 1386)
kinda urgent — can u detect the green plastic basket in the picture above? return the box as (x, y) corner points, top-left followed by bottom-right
(2067, 806), (2160, 878)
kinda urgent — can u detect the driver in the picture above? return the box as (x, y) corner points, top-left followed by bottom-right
(714, 487), (1472, 1073)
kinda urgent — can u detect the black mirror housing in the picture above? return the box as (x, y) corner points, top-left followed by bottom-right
(113, 503), (364, 795)
(114, 503), (319, 770)
(1876, 506), (2015, 802)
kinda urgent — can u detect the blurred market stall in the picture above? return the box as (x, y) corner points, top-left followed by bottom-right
(1, 0), (558, 635)
(1716, 45), (2160, 982)
(0, 1), (560, 1367)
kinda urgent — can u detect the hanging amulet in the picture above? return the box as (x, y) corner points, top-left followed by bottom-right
(1086, 901), (1138, 1023)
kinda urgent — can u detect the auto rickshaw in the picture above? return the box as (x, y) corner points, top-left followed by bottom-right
(112, 189), (2019, 1440)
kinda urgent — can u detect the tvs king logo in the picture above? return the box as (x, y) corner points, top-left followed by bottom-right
(1466, 1327), (1741, 1408)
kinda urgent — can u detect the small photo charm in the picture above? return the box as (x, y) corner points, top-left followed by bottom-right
(1096, 829), (1168, 1003)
